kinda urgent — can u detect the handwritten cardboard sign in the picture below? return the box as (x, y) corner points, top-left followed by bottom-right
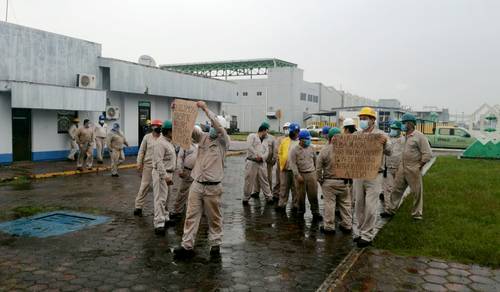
(331, 134), (384, 179)
(173, 99), (198, 149)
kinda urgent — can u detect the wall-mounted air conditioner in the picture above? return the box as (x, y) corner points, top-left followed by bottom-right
(77, 74), (97, 89)
(106, 106), (120, 120)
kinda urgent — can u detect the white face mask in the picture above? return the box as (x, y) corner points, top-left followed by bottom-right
(389, 129), (400, 137)
(359, 120), (369, 130)
(284, 129), (289, 135)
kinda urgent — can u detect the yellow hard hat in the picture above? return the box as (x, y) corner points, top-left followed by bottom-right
(358, 107), (376, 118)
(72, 117), (80, 123)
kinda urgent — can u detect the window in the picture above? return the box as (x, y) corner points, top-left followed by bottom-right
(236, 92), (239, 96)
(57, 111), (78, 134)
(242, 92), (248, 96)
(300, 93), (306, 101)
(454, 129), (468, 137)
(257, 91), (263, 96)
(313, 95), (319, 103)
(308, 94), (313, 101)
(439, 128), (451, 135)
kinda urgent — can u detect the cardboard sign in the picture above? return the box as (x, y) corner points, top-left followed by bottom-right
(331, 134), (384, 179)
(172, 99), (198, 149)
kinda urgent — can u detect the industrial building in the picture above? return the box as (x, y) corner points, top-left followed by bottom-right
(0, 21), (235, 164)
(161, 59), (382, 132)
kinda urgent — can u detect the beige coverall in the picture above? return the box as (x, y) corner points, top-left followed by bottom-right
(317, 144), (352, 231)
(254, 134), (276, 194)
(387, 130), (432, 218)
(75, 127), (95, 169)
(173, 143), (198, 214)
(67, 124), (79, 160)
(289, 144), (320, 215)
(152, 135), (176, 228)
(352, 128), (392, 242)
(278, 138), (299, 208)
(243, 133), (273, 202)
(106, 130), (128, 175)
(134, 133), (159, 209)
(181, 109), (229, 250)
(94, 123), (107, 162)
(383, 136), (404, 211)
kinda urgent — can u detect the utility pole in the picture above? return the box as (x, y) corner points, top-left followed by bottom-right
(5, 0), (8, 22)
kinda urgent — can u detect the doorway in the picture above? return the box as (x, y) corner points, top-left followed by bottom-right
(12, 108), (32, 161)
(138, 101), (151, 145)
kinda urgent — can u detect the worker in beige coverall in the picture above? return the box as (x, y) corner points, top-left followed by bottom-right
(289, 129), (322, 221)
(133, 119), (163, 217)
(94, 115), (107, 164)
(381, 113), (432, 220)
(352, 107), (392, 248)
(382, 121), (404, 211)
(75, 119), (95, 171)
(106, 123), (129, 177)
(67, 118), (79, 160)
(251, 131), (276, 200)
(317, 127), (352, 234)
(170, 139), (198, 222)
(243, 122), (274, 205)
(174, 101), (229, 259)
(151, 120), (176, 236)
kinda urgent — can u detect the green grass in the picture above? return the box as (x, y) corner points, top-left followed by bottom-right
(229, 134), (249, 141)
(374, 156), (500, 268)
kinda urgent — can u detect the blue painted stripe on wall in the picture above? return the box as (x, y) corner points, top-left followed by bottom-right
(0, 153), (13, 164)
(31, 146), (139, 162)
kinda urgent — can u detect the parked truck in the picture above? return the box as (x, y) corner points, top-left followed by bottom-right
(424, 126), (475, 149)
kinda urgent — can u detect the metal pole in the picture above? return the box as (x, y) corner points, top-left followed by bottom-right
(5, 0), (8, 22)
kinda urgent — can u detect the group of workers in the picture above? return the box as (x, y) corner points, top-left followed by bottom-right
(67, 116), (129, 176)
(243, 107), (432, 248)
(131, 101), (228, 259)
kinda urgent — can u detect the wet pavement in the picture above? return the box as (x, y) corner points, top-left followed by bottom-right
(0, 156), (353, 291)
(336, 249), (500, 292)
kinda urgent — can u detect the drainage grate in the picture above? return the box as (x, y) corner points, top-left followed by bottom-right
(0, 211), (109, 238)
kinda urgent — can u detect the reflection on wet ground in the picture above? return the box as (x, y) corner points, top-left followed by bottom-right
(0, 156), (353, 291)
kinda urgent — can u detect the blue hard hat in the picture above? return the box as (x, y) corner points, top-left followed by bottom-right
(322, 126), (331, 135)
(288, 122), (300, 133)
(298, 129), (311, 140)
(112, 123), (120, 130)
(99, 114), (105, 121)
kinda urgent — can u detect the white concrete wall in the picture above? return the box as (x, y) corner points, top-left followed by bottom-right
(0, 92), (12, 162)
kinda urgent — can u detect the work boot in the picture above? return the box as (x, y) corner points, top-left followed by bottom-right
(169, 213), (181, 221)
(97, 160), (104, 164)
(210, 245), (221, 257)
(353, 236), (361, 243)
(154, 227), (166, 236)
(357, 239), (372, 248)
(242, 200), (249, 206)
(273, 196), (279, 203)
(312, 213), (323, 222)
(251, 192), (260, 198)
(379, 193), (385, 201)
(77, 167), (83, 171)
(173, 246), (195, 259)
(111, 174), (119, 177)
(320, 226), (336, 235)
(133, 208), (142, 217)
(338, 225), (352, 234)
(380, 212), (394, 219)
(266, 198), (274, 205)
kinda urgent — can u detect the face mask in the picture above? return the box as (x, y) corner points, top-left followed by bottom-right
(209, 127), (218, 139)
(401, 124), (407, 132)
(389, 129), (400, 137)
(153, 127), (161, 134)
(359, 120), (369, 130)
(303, 140), (311, 147)
(284, 129), (289, 135)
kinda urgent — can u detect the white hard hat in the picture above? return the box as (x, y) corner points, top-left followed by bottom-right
(283, 122), (291, 129)
(194, 125), (202, 131)
(343, 118), (355, 127)
(215, 116), (227, 128)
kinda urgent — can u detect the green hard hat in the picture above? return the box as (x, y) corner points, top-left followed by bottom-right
(390, 120), (402, 130)
(162, 120), (173, 129)
(401, 113), (417, 123)
(260, 121), (270, 130)
(328, 127), (341, 139)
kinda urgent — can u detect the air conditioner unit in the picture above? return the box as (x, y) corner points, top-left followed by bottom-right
(106, 106), (120, 120)
(77, 74), (97, 89)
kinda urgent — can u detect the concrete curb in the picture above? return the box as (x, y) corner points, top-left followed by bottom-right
(1, 151), (246, 182)
(316, 156), (438, 291)
(316, 248), (366, 292)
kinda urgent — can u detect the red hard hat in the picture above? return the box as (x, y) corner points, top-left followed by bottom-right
(151, 119), (163, 126)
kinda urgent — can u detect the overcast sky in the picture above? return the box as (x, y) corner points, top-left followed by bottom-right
(2, 0), (499, 115)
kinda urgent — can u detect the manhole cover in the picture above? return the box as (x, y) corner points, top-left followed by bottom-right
(0, 211), (109, 238)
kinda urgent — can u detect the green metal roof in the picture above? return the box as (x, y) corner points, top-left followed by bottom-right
(159, 58), (297, 78)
